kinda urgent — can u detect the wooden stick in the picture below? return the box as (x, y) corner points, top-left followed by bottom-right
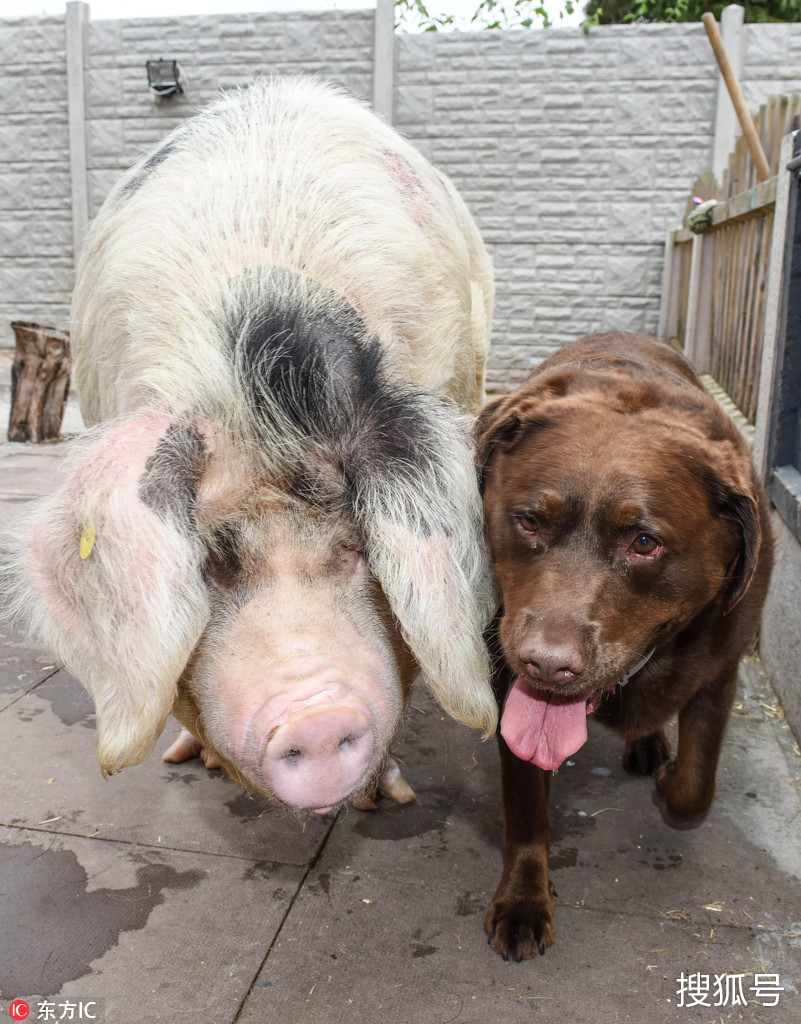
(702, 12), (771, 182)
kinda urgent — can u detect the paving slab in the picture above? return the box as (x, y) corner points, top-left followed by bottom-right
(2, 825), (309, 1023)
(0, 351), (85, 449)
(237, 871), (794, 1024)
(0, 613), (58, 703)
(2, 653), (798, 1023)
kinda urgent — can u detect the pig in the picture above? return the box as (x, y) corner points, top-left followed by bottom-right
(4, 77), (498, 815)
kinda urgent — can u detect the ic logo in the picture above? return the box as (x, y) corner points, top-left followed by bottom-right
(8, 1002), (30, 1020)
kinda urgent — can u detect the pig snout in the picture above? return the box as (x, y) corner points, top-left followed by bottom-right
(264, 704), (374, 814)
(197, 591), (402, 813)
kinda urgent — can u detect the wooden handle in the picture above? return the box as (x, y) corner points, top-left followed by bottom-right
(702, 12), (771, 182)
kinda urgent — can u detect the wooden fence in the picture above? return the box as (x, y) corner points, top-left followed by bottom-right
(659, 94), (801, 426)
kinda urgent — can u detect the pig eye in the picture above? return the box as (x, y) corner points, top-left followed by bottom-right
(337, 543), (365, 573)
(284, 747), (302, 763)
(628, 533), (663, 559)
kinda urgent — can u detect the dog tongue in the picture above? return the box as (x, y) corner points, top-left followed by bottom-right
(501, 676), (589, 771)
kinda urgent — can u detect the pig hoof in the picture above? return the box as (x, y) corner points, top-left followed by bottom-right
(163, 728), (203, 763)
(163, 728), (221, 770)
(351, 793), (378, 811)
(200, 749), (222, 770)
(378, 757), (416, 804)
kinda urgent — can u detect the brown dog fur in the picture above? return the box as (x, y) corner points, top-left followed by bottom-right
(477, 332), (774, 961)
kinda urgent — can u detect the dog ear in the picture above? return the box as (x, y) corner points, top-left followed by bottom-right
(715, 485), (762, 613)
(5, 414), (211, 774)
(474, 397), (523, 490)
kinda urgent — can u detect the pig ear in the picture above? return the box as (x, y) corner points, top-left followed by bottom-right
(4, 414), (210, 774)
(352, 399), (499, 738)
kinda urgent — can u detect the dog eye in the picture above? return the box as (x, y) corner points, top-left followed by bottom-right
(514, 512), (540, 537)
(629, 533), (662, 558)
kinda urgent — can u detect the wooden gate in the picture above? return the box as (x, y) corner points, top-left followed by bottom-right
(659, 94), (801, 429)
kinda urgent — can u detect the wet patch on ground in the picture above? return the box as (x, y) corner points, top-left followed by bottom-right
(1, 841), (204, 996)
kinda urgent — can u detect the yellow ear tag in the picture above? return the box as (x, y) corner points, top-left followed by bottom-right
(79, 523), (96, 560)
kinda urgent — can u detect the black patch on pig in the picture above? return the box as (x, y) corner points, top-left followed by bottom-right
(1, 842), (203, 996)
(139, 421), (207, 530)
(228, 268), (441, 507)
(204, 522), (243, 590)
(118, 139), (179, 199)
(233, 267), (369, 416)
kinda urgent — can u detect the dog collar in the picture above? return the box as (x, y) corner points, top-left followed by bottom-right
(620, 647), (656, 687)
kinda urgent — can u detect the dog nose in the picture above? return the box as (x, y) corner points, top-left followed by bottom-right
(519, 629), (586, 685)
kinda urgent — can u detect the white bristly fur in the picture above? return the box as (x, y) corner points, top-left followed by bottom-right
(3, 416), (211, 774)
(3, 77), (498, 774)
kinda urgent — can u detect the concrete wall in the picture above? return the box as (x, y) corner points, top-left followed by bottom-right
(761, 515), (801, 742)
(3, 7), (801, 388)
(396, 25), (723, 390)
(85, 10), (376, 211)
(0, 17), (72, 346)
(0, 5), (375, 348)
(2, 5), (801, 390)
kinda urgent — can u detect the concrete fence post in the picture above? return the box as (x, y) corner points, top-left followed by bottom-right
(711, 4), (745, 181)
(65, 1), (90, 262)
(373, 0), (395, 123)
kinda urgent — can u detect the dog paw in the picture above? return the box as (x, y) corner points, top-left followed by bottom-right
(654, 761), (711, 828)
(484, 894), (556, 962)
(622, 731), (671, 776)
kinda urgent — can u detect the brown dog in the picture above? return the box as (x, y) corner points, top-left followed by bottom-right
(477, 331), (773, 961)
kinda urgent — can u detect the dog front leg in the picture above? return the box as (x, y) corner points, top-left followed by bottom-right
(485, 732), (555, 961)
(656, 669), (738, 823)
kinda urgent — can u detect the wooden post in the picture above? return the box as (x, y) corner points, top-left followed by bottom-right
(702, 12), (771, 183)
(683, 231), (716, 374)
(8, 322), (72, 443)
(658, 229), (677, 342)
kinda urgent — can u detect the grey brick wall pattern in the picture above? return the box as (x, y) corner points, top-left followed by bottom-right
(0, 17), (72, 348)
(0, 9), (375, 350)
(85, 11), (375, 211)
(1, 11), (801, 391)
(395, 25), (725, 390)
